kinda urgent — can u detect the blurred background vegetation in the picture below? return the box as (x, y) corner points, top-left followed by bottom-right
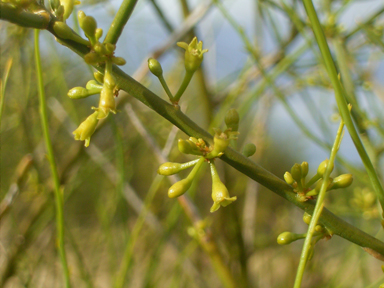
(1, 0), (384, 287)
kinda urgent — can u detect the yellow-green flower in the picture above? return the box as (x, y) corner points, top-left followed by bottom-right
(177, 37), (208, 72)
(73, 111), (99, 147)
(210, 162), (236, 212)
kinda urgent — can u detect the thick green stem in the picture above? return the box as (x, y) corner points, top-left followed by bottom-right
(104, 0), (139, 45)
(302, 0), (384, 213)
(34, 30), (71, 288)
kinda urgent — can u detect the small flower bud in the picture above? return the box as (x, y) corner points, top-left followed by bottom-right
(277, 232), (304, 245)
(158, 159), (199, 176)
(242, 143), (256, 157)
(148, 58), (163, 77)
(86, 80), (103, 90)
(177, 37), (208, 72)
(317, 159), (333, 176)
(94, 43), (108, 55)
(80, 15), (97, 40)
(94, 71), (104, 83)
(284, 172), (295, 185)
(67, 87), (100, 99)
(167, 157), (205, 198)
(84, 52), (106, 64)
(206, 133), (229, 159)
(178, 139), (203, 155)
(330, 174), (353, 190)
(168, 178), (192, 198)
(105, 43), (116, 54)
(303, 212), (311, 225)
(224, 109), (240, 131)
(73, 111), (99, 147)
(104, 70), (116, 89)
(95, 28), (103, 41)
(210, 162), (236, 213)
(301, 162), (309, 178)
(112, 57), (126, 66)
(290, 163), (302, 183)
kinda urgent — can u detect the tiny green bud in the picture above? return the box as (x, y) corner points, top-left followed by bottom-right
(84, 52), (106, 64)
(80, 15), (97, 40)
(210, 162), (236, 213)
(148, 58), (163, 77)
(112, 57), (126, 66)
(284, 172), (295, 185)
(178, 139), (203, 155)
(86, 80), (103, 90)
(242, 143), (256, 157)
(95, 28), (103, 41)
(67, 87), (101, 99)
(177, 37), (208, 72)
(224, 109), (240, 131)
(158, 159), (199, 176)
(73, 111), (99, 147)
(93, 43), (108, 55)
(277, 232), (304, 245)
(206, 133), (229, 159)
(77, 10), (86, 21)
(105, 43), (116, 54)
(303, 212), (311, 225)
(94, 71), (104, 83)
(317, 159), (333, 176)
(315, 225), (324, 233)
(104, 71), (116, 89)
(168, 178), (192, 198)
(301, 162), (309, 178)
(330, 174), (353, 190)
(290, 163), (302, 183)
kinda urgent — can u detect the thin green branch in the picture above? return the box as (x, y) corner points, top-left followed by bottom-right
(0, 58), (12, 127)
(34, 30), (71, 288)
(104, 0), (139, 45)
(294, 117), (345, 288)
(302, 0), (384, 214)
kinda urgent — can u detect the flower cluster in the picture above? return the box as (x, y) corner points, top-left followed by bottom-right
(276, 212), (332, 260)
(284, 160), (353, 202)
(65, 11), (126, 147)
(157, 109), (253, 213)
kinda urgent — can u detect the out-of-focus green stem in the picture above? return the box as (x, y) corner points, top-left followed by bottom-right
(294, 117), (345, 288)
(104, 0), (139, 45)
(0, 58), (12, 127)
(302, 0), (384, 214)
(34, 30), (71, 288)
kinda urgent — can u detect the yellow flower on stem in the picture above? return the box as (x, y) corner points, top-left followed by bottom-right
(177, 37), (208, 73)
(73, 111), (99, 147)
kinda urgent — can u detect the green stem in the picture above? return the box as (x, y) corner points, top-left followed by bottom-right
(34, 30), (71, 288)
(173, 70), (194, 103)
(294, 117), (345, 288)
(302, 0), (384, 213)
(104, 0), (139, 45)
(0, 58), (12, 127)
(158, 74), (175, 101)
